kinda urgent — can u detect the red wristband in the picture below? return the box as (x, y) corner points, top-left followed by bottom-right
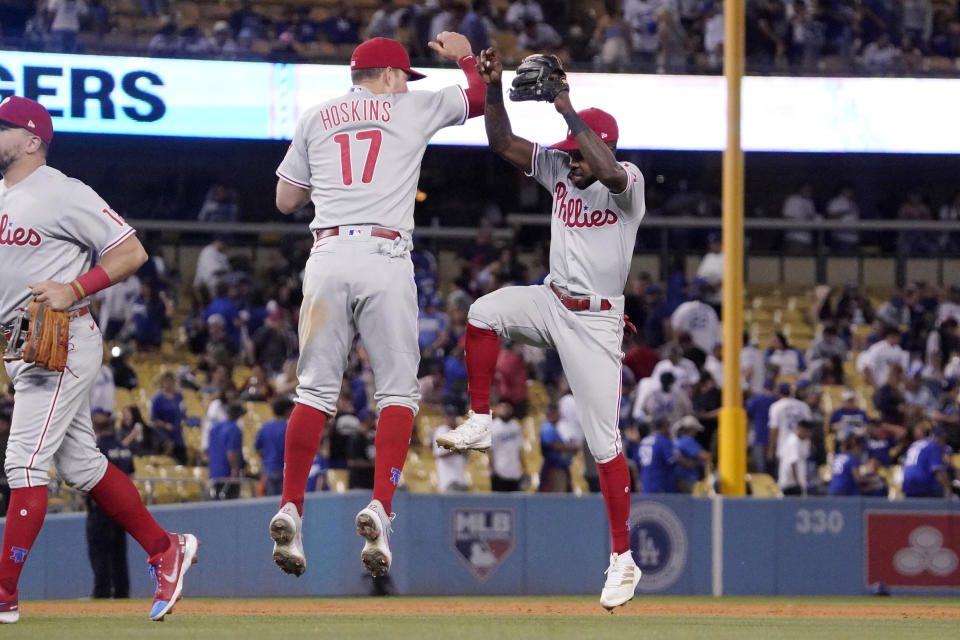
(74, 265), (112, 299)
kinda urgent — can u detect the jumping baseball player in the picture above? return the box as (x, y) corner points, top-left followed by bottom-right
(268, 33), (485, 579)
(436, 49), (645, 609)
(0, 96), (198, 624)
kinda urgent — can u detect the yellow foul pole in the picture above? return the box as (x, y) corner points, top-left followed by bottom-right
(719, 0), (746, 496)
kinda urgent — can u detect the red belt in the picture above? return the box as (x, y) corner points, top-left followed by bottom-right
(71, 307), (90, 319)
(550, 284), (611, 312)
(313, 226), (401, 241)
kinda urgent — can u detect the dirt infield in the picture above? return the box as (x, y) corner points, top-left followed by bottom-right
(20, 598), (960, 620)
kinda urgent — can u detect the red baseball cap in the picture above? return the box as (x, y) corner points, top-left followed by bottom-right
(552, 108), (618, 151)
(351, 37), (425, 81)
(0, 96), (53, 145)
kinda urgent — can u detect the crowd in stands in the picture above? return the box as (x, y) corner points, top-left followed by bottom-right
(3, 0), (960, 75)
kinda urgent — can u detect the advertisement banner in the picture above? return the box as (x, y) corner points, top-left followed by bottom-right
(865, 512), (960, 588)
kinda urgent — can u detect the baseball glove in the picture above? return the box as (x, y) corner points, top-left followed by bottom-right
(22, 301), (69, 372)
(509, 54), (568, 102)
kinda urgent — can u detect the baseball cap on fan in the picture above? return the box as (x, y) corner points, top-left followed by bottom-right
(552, 108), (618, 151)
(0, 96), (53, 145)
(351, 37), (426, 81)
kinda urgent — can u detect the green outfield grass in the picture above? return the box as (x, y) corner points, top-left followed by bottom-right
(2, 596), (957, 640)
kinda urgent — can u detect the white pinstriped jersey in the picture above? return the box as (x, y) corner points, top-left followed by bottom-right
(0, 165), (135, 321)
(276, 84), (469, 235)
(526, 144), (645, 300)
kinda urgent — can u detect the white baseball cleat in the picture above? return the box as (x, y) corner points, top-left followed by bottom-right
(435, 410), (492, 452)
(355, 499), (394, 577)
(600, 552), (642, 610)
(270, 502), (306, 577)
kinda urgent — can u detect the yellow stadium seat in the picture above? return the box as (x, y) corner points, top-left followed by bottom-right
(747, 473), (783, 498)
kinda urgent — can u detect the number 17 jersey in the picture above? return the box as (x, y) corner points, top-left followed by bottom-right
(276, 84), (470, 235)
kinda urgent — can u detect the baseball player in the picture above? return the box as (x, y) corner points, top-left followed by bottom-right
(0, 96), (198, 624)
(268, 33), (485, 579)
(436, 49), (645, 609)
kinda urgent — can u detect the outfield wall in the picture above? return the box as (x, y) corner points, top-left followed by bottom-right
(6, 493), (959, 600)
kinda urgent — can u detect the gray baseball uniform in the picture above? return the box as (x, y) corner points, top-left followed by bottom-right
(1, 165), (135, 490)
(276, 83), (469, 414)
(469, 144), (645, 463)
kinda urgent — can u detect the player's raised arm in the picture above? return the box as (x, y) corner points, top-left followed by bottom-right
(553, 91), (627, 193)
(428, 31), (485, 119)
(478, 48), (535, 172)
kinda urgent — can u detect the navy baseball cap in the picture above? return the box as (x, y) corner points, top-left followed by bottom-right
(931, 426), (946, 438)
(777, 382), (792, 395)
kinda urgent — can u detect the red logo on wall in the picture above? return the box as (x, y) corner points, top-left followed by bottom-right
(866, 512), (960, 587)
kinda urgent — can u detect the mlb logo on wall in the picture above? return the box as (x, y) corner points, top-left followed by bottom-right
(629, 501), (688, 592)
(865, 512), (960, 588)
(451, 508), (515, 580)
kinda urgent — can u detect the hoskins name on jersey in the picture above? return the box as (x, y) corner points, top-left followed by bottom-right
(0, 214), (42, 247)
(318, 99), (392, 131)
(553, 182), (618, 229)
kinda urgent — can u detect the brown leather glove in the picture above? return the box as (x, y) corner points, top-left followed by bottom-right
(22, 301), (70, 372)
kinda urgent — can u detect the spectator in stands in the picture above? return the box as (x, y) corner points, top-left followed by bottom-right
(240, 364), (275, 402)
(805, 323), (848, 365)
(346, 409), (377, 490)
(768, 382), (811, 470)
(250, 307), (297, 378)
(640, 372), (693, 427)
(306, 451), (329, 492)
(781, 182), (818, 253)
(898, 32), (923, 71)
(197, 183), (239, 223)
(741, 333), (766, 395)
(150, 372), (187, 465)
(765, 331), (806, 377)
(418, 359), (446, 410)
(490, 400), (524, 492)
(695, 232), (723, 301)
(902, 0), (934, 47)
(938, 285), (960, 327)
(193, 235), (230, 306)
(140, 0), (165, 18)
(209, 20), (240, 59)
(824, 184), (860, 254)
(318, 0), (360, 45)
(637, 418), (678, 494)
(46, 0), (87, 53)
(538, 402), (577, 492)
(672, 416), (710, 493)
(827, 434), (866, 496)
(897, 191), (934, 255)
(702, 1), (724, 70)
(205, 279), (244, 347)
(592, 0), (631, 71)
(461, 0), (491, 53)
(268, 30), (302, 63)
(656, 5), (688, 73)
(277, 5), (320, 44)
(86, 410), (133, 599)
(861, 29), (898, 70)
(516, 17), (562, 52)
(778, 419), (813, 496)
(904, 363), (937, 414)
(787, 0), (824, 70)
(130, 280), (173, 351)
(669, 282), (720, 354)
(93, 272), (139, 342)
(442, 338), (469, 414)
(746, 378), (778, 473)
(643, 285), (670, 349)
(856, 325), (910, 387)
(418, 295), (449, 359)
(830, 389), (869, 445)
(938, 191), (960, 252)
(147, 17), (180, 57)
(623, 333), (658, 382)
(873, 363), (906, 428)
(692, 372), (722, 449)
(229, 0), (265, 39)
(326, 393), (359, 471)
(180, 25), (213, 57)
(935, 377), (960, 450)
(432, 405), (469, 492)
(496, 341), (529, 418)
(118, 405), (157, 457)
(902, 426), (951, 498)
(745, 0), (787, 70)
(255, 397), (295, 496)
(89, 363), (115, 418)
(204, 314), (240, 370)
(505, 0), (544, 31)
(624, 0), (663, 67)
(865, 418), (895, 468)
(208, 402), (246, 500)
(430, 2), (467, 48)
(367, 0), (400, 39)
(650, 343), (700, 390)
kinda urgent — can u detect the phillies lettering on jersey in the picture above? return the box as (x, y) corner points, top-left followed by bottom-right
(0, 165), (136, 322)
(277, 84), (469, 236)
(527, 144), (645, 300)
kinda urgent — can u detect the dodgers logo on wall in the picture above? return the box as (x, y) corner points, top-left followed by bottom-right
(866, 512), (960, 588)
(628, 501), (687, 592)
(451, 508), (515, 580)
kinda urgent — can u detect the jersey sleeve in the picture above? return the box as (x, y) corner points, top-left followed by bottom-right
(409, 85), (469, 138)
(276, 115), (311, 189)
(58, 181), (136, 259)
(525, 144), (570, 190)
(610, 162), (645, 220)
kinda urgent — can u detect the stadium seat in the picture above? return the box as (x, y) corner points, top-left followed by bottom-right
(747, 473), (783, 498)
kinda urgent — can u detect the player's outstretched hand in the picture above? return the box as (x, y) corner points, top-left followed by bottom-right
(477, 48), (502, 84)
(428, 31), (473, 61)
(29, 280), (78, 311)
